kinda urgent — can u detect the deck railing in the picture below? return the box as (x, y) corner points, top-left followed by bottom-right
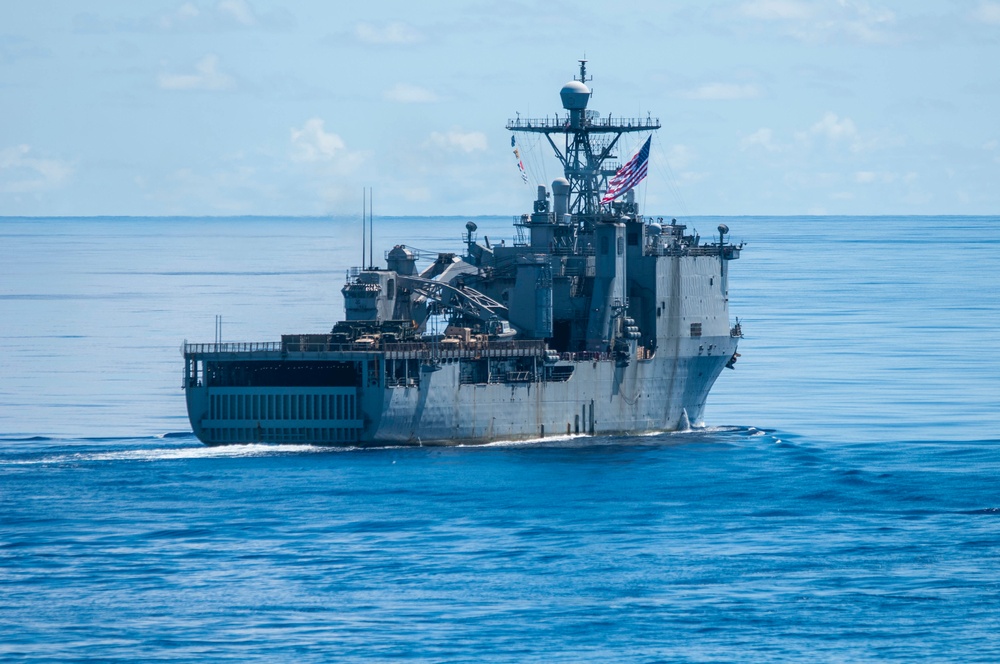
(184, 338), (550, 357)
(183, 341), (283, 354)
(506, 116), (660, 131)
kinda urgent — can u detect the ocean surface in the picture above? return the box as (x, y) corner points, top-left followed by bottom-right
(2, 215), (999, 661)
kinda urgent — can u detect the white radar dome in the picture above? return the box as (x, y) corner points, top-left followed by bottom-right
(560, 80), (591, 110)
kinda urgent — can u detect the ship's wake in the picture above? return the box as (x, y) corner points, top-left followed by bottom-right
(0, 426), (782, 466)
(457, 424), (770, 449)
(0, 442), (338, 466)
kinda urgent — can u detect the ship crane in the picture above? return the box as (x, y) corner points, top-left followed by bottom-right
(397, 274), (509, 331)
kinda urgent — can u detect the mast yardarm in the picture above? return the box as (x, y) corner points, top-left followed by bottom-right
(506, 61), (660, 227)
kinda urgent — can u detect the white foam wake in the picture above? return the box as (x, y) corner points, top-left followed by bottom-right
(469, 433), (591, 448)
(4, 443), (335, 466)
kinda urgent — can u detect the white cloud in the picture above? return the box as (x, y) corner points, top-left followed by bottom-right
(426, 129), (488, 153)
(290, 118), (348, 162)
(400, 187), (432, 203)
(383, 83), (439, 104)
(740, 128), (781, 152)
(217, 0), (255, 26)
(355, 21), (423, 45)
(677, 171), (709, 186)
(972, 1), (1000, 25)
(158, 3), (200, 29)
(0, 144), (73, 193)
(854, 170), (896, 184)
(158, 54), (235, 90)
(735, 0), (897, 44)
(746, 114), (883, 157)
(289, 118), (367, 180)
(796, 112), (871, 152)
(78, 1), (291, 33)
(161, 0), (268, 29)
(811, 112), (859, 142)
(785, 170), (841, 189)
(680, 82), (762, 100)
(838, 3), (897, 43)
(738, 0), (813, 21)
(665, 144), (695, 170)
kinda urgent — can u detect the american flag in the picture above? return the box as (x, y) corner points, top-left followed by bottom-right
(601, 136), (651, 203)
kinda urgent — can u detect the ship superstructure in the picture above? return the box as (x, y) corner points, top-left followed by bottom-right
(182, 62), (743, 446)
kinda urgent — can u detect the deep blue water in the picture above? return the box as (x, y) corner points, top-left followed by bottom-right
(2, 215), (999, 661)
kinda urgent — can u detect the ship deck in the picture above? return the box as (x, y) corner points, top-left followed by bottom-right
(183, 339), (593, 362)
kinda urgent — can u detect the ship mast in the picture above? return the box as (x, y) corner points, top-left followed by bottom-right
(506, 60), (660, 229)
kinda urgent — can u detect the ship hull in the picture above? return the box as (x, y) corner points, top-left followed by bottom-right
(183, 335), (736, 446)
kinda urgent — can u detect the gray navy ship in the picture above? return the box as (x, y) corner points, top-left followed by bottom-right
(182, 62), (743, 446)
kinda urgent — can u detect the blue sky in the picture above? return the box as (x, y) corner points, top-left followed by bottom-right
(2, 0), (998, 216)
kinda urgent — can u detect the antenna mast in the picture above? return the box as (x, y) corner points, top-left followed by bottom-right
(361, 188), (366, 270)
(506, 62), (659, 228)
